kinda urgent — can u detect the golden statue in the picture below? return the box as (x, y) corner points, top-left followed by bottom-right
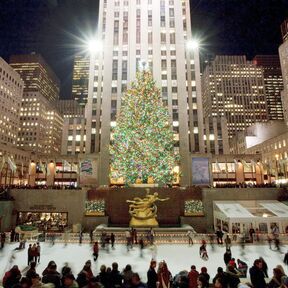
(126, 189), (169, 227)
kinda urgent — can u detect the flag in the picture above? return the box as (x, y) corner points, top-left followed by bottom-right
(21, 162), (24, 176)
(39, 160), (46, 175)
(7, 156), (17, 173)
(241, 160), (250, 169)
(28, 161), (32, 175)
(0, 156), (5, 172)
(63, 160), (70, 171)
(233, 159), (238, 169)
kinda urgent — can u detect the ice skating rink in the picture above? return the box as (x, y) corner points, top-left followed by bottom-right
(0, 242), (287, 281)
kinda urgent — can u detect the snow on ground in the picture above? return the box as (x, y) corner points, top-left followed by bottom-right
(0, 242), (287, 282)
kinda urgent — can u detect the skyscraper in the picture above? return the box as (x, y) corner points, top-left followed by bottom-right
(202, 55), (268, 138)
(85, 0), (204, 186)
(253, 55), (284, 120)
(10, 53), (63, 155)
(0, 57), (24, 146)
(10, 53), (60, 102)
(72, 54), (90, 106)
(279, 19), (288, 126)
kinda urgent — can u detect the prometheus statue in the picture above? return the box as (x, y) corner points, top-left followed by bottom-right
(126, 189), (169, 227)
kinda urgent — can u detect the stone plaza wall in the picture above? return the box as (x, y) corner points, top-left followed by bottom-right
(0, 201), (14, 232)
(3, 187), (282, 232)
(10, 189), (87, 228)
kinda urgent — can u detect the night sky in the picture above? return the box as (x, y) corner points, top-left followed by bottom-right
(0, 0), (287, 98)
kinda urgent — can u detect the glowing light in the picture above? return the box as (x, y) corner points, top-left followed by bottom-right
(87, 39), (102, 54)
(186, 40), (200, 50)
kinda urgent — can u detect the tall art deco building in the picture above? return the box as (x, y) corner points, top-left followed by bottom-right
(85, 0), (204, 186)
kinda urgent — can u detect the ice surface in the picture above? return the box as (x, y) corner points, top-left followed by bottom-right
(0, 242), (287, 283)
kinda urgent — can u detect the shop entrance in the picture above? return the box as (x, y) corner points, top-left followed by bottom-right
(17, 212), (68, 232)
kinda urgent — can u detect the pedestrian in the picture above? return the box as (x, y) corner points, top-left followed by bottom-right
(199, 267), (209, 288)
(2, 265), (21, 288)
(95, 265), (109, 288)
(93, 241), (99, 261)
(28, 244), (33, 266)
(267, 235), (272, 249)
(10, 228), (15, 243)
(36, 242), (41, 263)
(215, 228), (223, 245)
(268, 268), (285, 288)
(122, 264), (133, 288)
(31, 243), (37, 263)
(42, 262), (61, 288)
(259, 257), (269, 278)
(139, 238), (144, 257)
(157, 261), (172, 288)
(225, 265), (241, 288)
(149, 228), (155, 245)
(147, 260), (157, 288)
(79, 230), (83, 244)
(62, 273), (79, 288)
(186, 230), (194, 246)
(284, 251), (288, 265)
(249, 227), (255, 243)
(224, 235), (231, 249)
(188, 265), (199, 288)
(275, 237), (281, 251)
(212, 267), (228, 288)
(90, 230), (94, 244)
(236, 259), (248, 278)
(26, 261), (37, 280)
(126, 230), (132, 251)
(249, 259), (267, 288)
(134, 228), (138, 244)
(1, 231), (6, 249)
(131, 273), (146, 288)
(111, 233), (115, 249)
(110, 262), (123, 288)
(199, 243), (208, 260)
(224, 249), (232, 266)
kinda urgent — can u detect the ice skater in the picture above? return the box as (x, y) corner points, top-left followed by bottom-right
(111, 233), (115, 249)
(199, 241), (208, 260)
(186, 230), (194, 245)
(93, 241), (99, 261)
(139, 238), (144, 257)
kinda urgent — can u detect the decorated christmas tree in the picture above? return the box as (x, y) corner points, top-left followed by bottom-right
(110, 70), (177, 186)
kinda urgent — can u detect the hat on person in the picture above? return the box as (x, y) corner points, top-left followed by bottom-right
(64, 274), (75, 280)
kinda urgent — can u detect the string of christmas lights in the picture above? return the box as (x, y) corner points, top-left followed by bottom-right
(110, 71), (178, 186)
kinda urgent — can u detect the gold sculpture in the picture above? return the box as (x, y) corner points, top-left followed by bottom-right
(126, 189), (169, 227)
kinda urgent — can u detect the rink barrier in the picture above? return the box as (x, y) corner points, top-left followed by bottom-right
(5, 231), (288, 245)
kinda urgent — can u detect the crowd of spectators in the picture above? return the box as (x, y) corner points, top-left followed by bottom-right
(2, 255), (288, 288)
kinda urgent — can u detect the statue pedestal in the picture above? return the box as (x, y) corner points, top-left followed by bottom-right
(129, 217), (159, 227)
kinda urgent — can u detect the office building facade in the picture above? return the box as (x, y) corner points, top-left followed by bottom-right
(253, 55), (284, 120)
(279, 19), (288, 126)
(202, 55), (268, 138)
(72, 55), (90, 106)
(85, 0), (204, 186)
(0, 58), (24, 146)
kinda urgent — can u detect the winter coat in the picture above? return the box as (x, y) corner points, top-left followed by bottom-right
(2, 269), (21, 288)
(42, 271), (61, 288)
(96, 272), (110, 288)
(187, 270), (199, 288)
(110, 270), (123, 288)
(223, 252), (232, 265)
(249, 266), (267, 288)
(147, 268), (158, 288)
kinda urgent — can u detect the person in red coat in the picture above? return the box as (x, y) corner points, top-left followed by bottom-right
(188, 265), (199, 288)
(93, 241), (99, 261)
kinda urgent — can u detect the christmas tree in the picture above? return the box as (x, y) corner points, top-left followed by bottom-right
(110, 70), (177, 186)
